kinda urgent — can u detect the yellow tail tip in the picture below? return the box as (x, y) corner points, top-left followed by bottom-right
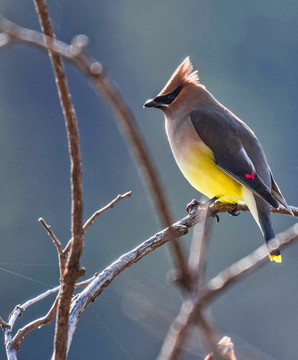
(269, 254), (282, 263)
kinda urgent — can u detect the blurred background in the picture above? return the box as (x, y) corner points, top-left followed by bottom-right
(0, 1), (297, 359)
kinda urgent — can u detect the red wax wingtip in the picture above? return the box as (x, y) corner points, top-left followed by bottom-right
(245, 172), (255, 180)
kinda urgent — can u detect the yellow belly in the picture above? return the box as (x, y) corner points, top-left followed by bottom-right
(176, 144), (244, 203)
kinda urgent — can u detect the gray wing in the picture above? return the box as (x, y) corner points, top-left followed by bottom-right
(190, 106), (279, 208)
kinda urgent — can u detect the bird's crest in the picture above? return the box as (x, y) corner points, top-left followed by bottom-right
(159, 57), (199, 95)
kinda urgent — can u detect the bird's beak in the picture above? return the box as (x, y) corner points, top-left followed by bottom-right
(143, 99), (158, 108)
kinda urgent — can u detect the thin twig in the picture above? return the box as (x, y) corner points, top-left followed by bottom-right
(83, 191), (132, 232)
(33, 2), (84, 359)
(12, 295), (59, 350)
(39, 218), (66, 276)
(63, 191), (132, 256)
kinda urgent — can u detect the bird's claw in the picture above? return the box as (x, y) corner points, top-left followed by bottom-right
(213, 214), (220, 223)
(228, 204), (240, 217)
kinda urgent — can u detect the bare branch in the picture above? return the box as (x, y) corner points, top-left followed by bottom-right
(32, 1), (84, 358)
(83, 191), (132, 232)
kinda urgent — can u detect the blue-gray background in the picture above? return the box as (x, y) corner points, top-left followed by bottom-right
(0, 1), (297, 359)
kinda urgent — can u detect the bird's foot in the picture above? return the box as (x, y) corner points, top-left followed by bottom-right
(228, 204), (240, 217)
(186, 199), (200, 214)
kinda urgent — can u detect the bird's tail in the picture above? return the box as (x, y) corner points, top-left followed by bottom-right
(243, 188), (281, 263)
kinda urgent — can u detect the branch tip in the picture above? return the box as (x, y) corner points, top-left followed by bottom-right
(70, 34), (89, 57)
(90, 62), (103, 76)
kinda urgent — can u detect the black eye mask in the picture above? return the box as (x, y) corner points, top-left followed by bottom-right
(154, 85), (182, 105)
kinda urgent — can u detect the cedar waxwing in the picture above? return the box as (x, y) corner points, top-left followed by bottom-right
(144, 57), (293, 263)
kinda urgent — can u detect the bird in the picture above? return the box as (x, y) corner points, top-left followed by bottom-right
(144, 57), (293, 263)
